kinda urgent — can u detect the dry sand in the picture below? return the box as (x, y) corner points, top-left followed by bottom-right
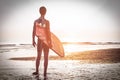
(0, 48), (120, 80)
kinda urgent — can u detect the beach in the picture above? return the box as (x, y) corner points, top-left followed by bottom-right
(0, 44), (120, 80)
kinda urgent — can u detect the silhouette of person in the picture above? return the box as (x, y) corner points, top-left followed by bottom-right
(32, 6), (51, 77)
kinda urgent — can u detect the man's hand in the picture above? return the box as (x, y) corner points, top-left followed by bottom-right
(32, 41), (36, 47)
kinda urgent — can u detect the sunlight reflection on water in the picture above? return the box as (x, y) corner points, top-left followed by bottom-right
(64, 44), (120, 53)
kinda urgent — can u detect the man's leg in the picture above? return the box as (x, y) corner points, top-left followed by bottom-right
(43, 44), (49, 77)
(33, 42), (42, 75)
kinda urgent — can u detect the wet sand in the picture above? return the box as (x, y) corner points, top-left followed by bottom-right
(0, 48), (120, 80)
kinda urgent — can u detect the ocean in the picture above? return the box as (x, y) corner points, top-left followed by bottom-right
(0, 42), (120, 58)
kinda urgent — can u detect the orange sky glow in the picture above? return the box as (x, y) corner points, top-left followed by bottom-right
(0, 0), (120, 44)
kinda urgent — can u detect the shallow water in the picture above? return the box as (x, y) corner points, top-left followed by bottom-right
(0, 44), (120, 56)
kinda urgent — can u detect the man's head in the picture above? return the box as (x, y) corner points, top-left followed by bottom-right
(39, 6), (46, 16)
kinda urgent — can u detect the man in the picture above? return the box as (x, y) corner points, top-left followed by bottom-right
(32, 6), (51, 77)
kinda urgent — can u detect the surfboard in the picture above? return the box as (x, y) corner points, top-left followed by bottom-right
(35, 23), (64, 57)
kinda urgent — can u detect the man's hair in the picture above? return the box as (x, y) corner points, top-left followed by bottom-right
(39, 6), (46, 15)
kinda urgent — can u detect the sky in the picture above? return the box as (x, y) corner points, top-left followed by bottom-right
(0, 0), (120, 44)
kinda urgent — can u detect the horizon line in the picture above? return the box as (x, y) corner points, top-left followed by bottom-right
(0, 42), (120, 45)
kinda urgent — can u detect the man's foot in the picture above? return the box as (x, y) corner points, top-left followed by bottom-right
(44, 73), (47, 77)
(32, 72), (38, 75)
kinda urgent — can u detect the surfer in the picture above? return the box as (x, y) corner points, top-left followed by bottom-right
(32, 6), (51, 77)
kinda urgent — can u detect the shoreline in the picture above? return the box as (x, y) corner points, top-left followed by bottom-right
(9, 48), (120, 63)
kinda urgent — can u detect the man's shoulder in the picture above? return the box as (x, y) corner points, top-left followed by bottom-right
(45, 19), (50, 23)
(34, 18), (40, 23)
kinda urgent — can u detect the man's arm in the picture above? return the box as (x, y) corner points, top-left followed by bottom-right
(46, 21), (52, 47)
(32, 21), (36, 47)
